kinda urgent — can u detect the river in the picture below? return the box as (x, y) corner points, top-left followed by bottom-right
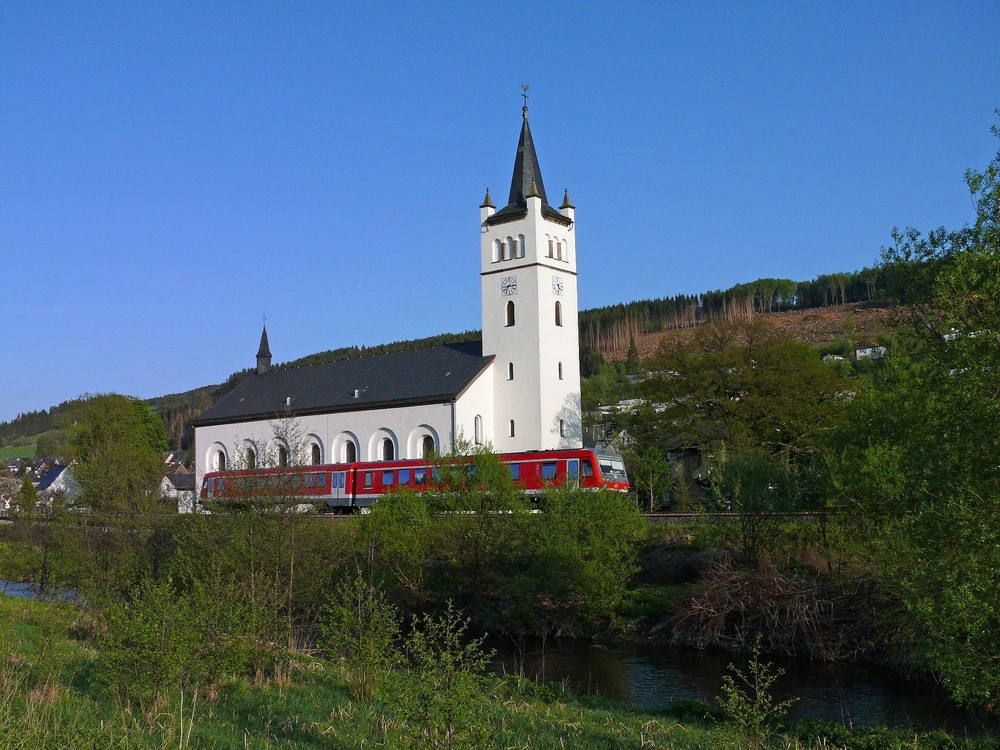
(491, 640), (999, 737)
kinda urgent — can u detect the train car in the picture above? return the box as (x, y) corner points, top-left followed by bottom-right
(199, 448), (629, 510)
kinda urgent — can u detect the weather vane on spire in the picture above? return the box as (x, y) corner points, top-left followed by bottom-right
(261, 312), (267, 327)
(521, 83), (529, 108)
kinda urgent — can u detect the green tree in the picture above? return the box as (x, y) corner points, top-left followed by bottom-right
(71, 394), (168, 513)
(15, 476), (37, 509)
(831, 120), (1000, 707)
(623, 442), (672, 511)
(636, 319), (847, 461)
(711, 452), (798, 569)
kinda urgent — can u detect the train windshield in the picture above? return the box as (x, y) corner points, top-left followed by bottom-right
(597, 455), (628, 483)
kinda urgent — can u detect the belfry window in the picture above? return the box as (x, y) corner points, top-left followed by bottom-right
(517, 234), (526, 258)
(555, 301), (563, 327)
(506, 301), (515, 327)
(547, 238), (554, 258)
(493, 239), (502, 263)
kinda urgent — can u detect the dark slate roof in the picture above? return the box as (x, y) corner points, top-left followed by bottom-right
(193, 342), (494, 427)
(486, 107), (571, 228)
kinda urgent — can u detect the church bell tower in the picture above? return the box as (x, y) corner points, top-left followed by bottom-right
(480, 97), (582, 451)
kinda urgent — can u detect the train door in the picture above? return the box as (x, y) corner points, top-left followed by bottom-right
(328, 471), (350, 509)
(567, 459), (580, 489)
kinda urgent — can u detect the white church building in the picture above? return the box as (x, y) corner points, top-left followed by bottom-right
(193, 102), (583, 487)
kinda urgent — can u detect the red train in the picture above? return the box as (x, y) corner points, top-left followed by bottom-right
(199, 448), (629, 511)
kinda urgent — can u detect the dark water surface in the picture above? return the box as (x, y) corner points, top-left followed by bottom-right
(491, 640), (999, 738)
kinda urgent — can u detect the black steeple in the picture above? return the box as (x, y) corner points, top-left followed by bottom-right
(256, 325), (272, 375)
(485, 102), (571, 227)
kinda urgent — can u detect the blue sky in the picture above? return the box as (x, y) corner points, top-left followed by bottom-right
(1, 2), (998, 424)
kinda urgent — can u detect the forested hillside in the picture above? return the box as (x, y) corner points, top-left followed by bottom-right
(0, 266), (891, 455)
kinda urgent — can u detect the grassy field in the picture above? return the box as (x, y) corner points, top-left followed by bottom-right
(0, 441), (36, 460)
(1, 595), (996, 750)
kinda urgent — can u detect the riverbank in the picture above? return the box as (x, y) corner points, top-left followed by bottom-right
(2, 595), (998, 749)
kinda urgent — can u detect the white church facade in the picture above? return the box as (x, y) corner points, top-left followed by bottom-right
(193, 103), (583, 488)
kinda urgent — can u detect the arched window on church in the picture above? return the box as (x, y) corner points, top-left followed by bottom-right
(278, 445), (288, 468)
(555, 301), (563, 327)
(560, 419), (566, 438)
(217, 450), (226, 471)
(345, 442), (357, 463)
(507, 362), (514, 380)
(518, 234), (526, 258)
(506, 301), (515, 327)
(509, 420), (515, 438)
(421, 435), (435, 458)
(382, 438), (394, 461)
(311, 444), (321, 465)
(558, 361), (563, 380)
(246, 447), (256, 470)
(474, 415), (483, 445)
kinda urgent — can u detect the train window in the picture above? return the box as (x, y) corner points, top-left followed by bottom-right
(583, 461), (595, 478)
(382, 471), (394, 486)
(280, 475), (290, 488)
(205, 478), (214, 496)
(291, 475), (300, 489)
(508, 463), (520, 481)
(317, 473), (327, 487)
(415, 468), (427, 485)
(568, 460), (579, 478)
(268, 476), (277, 488)
(541, 462), (558, 480)
(399, 469), (410, 485)
(305, 474), (314, 488)
(432, 468), (442, 482)
(257, 477), (266, 489)
(364, 472), (373, 487)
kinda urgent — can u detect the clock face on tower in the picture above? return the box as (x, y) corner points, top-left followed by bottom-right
(551, 275), (564, 296)
(501, 276), (518, 296)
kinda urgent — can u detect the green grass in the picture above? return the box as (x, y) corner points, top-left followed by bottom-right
(0, 442), (35, 460)
(1, 596), (996, 749)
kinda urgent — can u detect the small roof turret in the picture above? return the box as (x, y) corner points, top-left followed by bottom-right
(256, 325), (272, 375)
(479, 188), (495, 209)
(560, 189), (575, 210)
